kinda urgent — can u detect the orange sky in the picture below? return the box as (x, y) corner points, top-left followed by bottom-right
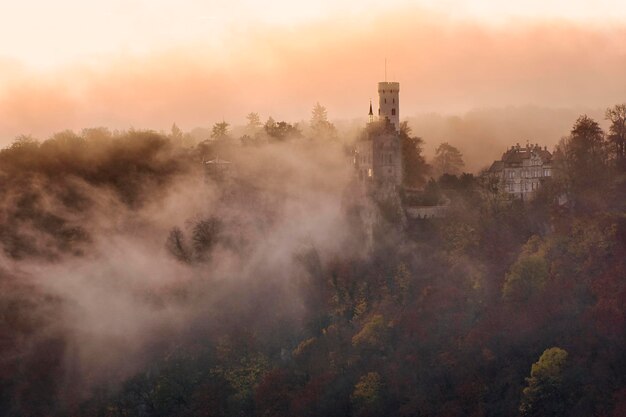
(1, 1), (626, 141)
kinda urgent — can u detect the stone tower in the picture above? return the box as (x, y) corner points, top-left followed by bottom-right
(378, 81), (400, 131)
(354, 81), (403, 188)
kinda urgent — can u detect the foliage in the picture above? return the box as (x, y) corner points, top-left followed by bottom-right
(264, 117), (302, 141)
(605, 104), (626, 169)
(192, 217), (222, 259)
(170, 123), (183, 142)
(211, 121), (231, 140)
(400, 121), (430, 188)
(245, 112), (262, 134)
(310, 102), (338, 140)
(432, 142), (465, 177)
(520, 347), (569, 417)
(351, 372), (384, 416)
(502, 252), (549, 301)
(1, 113), (625, 417)
(352, 314), (387, 350)
(166, 227), (191, 263)
(553, 115), (609, 207)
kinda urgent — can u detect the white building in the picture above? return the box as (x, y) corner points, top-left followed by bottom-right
(487, 143), (553, 199)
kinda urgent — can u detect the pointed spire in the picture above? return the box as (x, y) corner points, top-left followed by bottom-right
(368, 100), (373, 116)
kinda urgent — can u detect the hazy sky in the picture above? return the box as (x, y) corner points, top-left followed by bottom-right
(1, 0), (626, 139)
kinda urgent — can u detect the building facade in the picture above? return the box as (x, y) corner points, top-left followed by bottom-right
(487, 143), (553, 199)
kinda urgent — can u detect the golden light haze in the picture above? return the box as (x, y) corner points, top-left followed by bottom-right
(2, 0), (626, 145)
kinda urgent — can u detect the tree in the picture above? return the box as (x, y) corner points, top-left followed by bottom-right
(433, 142), (465, 177)
(245, 112), (262, 133)
(520, 347), (569, 417)
(310, 103), (337, 140)
(554, 115), (608, 200)
(166, 227), (190, 263)
(502, 253), (549, 301)
(9, 135), (39, 150)
(351, 372), (385, 417)
(254, 369), (300, 417)
(264, 117), (302, 141)
(400, 121), (430, 188)
(170, 123), (183, 143)
(311, 102), (328, 125)
(605, 104), (626, 169)
(352, 315), (387, 351)
(192, 217), (222, 260)
(211, 121), (230, 140)
(81, 127), (112, 142)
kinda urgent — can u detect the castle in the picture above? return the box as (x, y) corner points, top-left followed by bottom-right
(354, 82), (403, 189)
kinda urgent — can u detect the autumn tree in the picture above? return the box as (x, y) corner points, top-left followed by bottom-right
(554, 115), (608, 201)
(432, 142), (465, 177)
(605, 104), (626, 169)
(502, 253), (549, 302)
(400, 121), (430, 188)
(520, 347), (570, 417)
(351, 372), (385, 417)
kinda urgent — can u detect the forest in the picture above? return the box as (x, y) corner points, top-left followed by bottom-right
(0, 107), (624, 417)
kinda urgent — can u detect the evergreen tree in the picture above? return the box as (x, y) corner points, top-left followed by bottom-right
(211, 121), (231, 140)
(246, 112), (262, 133)
(310, 102), (337, 140)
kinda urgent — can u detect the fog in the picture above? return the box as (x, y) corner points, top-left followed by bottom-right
(0, 132), (356, 404)
(1, 3), (625, 415)
(408, 106), (609, 172)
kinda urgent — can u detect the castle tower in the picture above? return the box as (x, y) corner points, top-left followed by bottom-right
(378, 81), (400, 131)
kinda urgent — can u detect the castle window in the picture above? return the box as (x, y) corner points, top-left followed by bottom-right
(393, 98), (395, 103)
(368, 168), (372, 177)
(385, 98), (387, 104)
(391, 108), (396, 116)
